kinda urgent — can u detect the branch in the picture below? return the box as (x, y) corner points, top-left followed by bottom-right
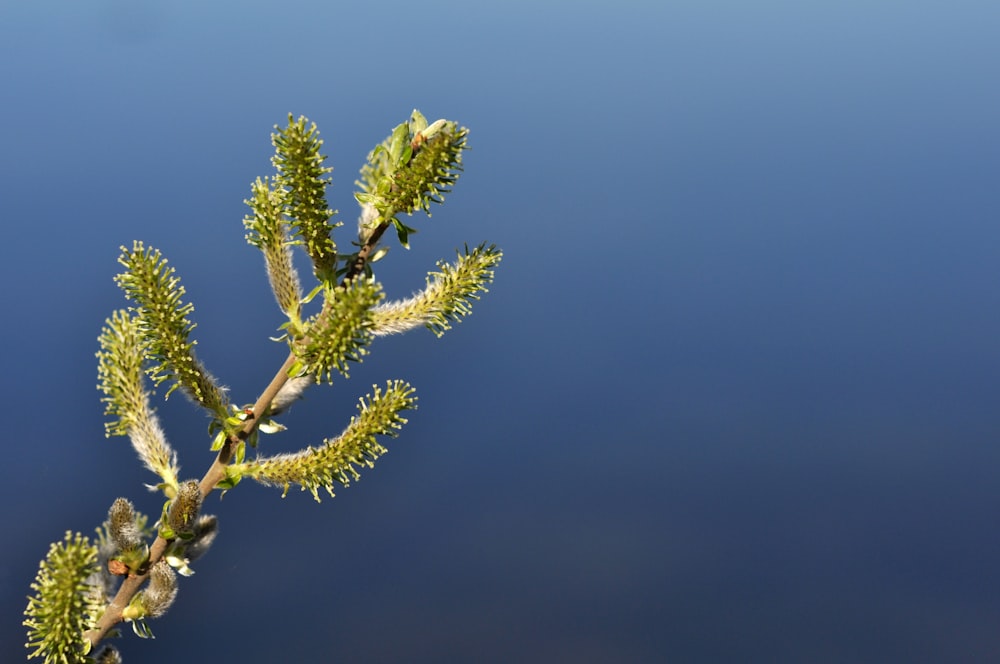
(79, 111), (477, 653)
(83, 221), (392, 649)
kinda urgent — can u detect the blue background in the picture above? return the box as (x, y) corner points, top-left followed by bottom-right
(3, 1), (1000, 662)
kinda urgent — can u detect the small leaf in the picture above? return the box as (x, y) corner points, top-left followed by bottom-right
(302, 283), (324, 305)
(130, 619), (154, 639)
(216, 466), (243, 491)
(387, 122), (409, 165)
(258, 419), (287, 434)
(393, 219), (412, 248)
(409, 109), (428, 134)
(210, 430), (227, 452)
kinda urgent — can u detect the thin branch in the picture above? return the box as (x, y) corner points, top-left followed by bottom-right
(84, 222), (392, 649)
(82, 352), (297, 648)
(346, 221), (390, 279)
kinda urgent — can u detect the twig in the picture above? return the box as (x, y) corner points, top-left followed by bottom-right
(84, 221), (391, 649)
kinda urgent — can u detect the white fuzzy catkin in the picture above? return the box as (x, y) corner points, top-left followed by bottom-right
(268, 375), (314, 414)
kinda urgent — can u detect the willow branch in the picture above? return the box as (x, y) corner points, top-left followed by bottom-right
(83, 351), (295, 647)
(84, 221), (392, 649)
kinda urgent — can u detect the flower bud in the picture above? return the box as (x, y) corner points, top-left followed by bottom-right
(185, 514), (218, 562)
(107, 498), (142, 552)
(107, 498), (148, 575)
(94, 645), (123, 664)
(165, 514), (219, 576)
(166, 480), (202, 539)
(143, 560), (178, 618)
(122, 560), (177, 621)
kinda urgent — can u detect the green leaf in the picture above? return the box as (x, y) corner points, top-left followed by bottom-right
(215, 465), (243, 491)
(302, 283), (324, 305)
(130, 619), (154, 639)
(210, 429), (227, 452)
(392, 218), (418, 249)
(369, 246), (390, 263)
(386, 121), (409, 166)
(409, 109), (428, 134)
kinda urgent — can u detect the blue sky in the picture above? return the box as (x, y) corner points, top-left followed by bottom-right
(3, 1), (1000, 662)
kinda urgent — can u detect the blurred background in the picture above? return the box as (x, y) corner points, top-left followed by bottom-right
(3, 1), (1000, 661)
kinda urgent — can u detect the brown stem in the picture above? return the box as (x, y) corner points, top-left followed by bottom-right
(198, 351), (298, 495)
(83, 351), (297, 648)
(347, 221), (390, 278)
(84, 222), (391, 649)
